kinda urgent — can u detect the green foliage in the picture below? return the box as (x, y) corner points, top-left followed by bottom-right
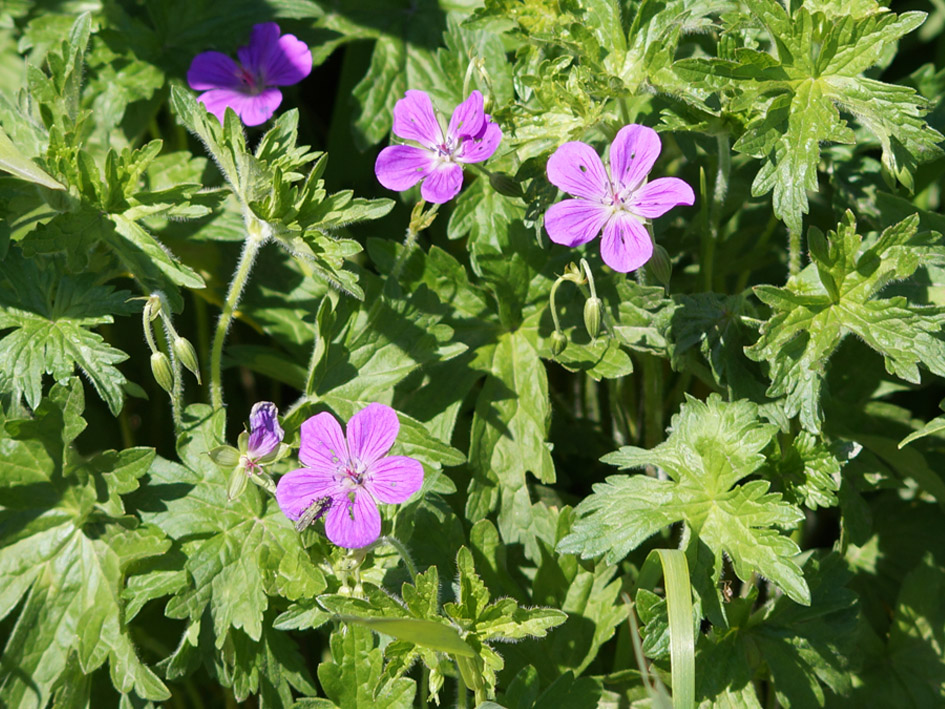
(747, 212), (945, 432)
(559, 395), (810, 604)
(1, 0), (945, 706)
(677, 0), (943, 233)
(0, 380), (169, 707)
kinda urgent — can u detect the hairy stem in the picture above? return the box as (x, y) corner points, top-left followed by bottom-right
(788, 228), (801, 278)
(210, 215), (268, 410)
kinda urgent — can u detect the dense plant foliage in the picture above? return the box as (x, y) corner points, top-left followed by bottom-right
(1, 0), (945, 707)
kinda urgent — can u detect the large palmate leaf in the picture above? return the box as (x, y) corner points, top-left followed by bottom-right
(0, 251), (134, 414)
(559, 394), (809, 605)
(746, 212), (945, 432)
(676, 0), (943, 233)
(0, 380), (169, 707)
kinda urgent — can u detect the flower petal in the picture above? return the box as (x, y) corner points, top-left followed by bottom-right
(275, 467), (343, 521)
(237, 23), (280, 77)
(325, 491), (381, 548)
(447, 90), (485, 141)
(628, 177), (695, 219)
(610, 124), (661, 195)
(198, 87), (282, 126)
(347, 403), (399, 467)
(247, 401), (283, 458)
(364, 455), (424, 504)
(600, 212), (653, 273)
(544, 199), (610, 247)
(264, 32), (312, 86)
(392, 90), (443, 149)
(298, 411), (348, 472)
(375, 145), (435, 192)
(455, 119), (502, 164)
(420, 163), (464, 204)
(187, 51), (242, 91)
(546, 141), (610, 201)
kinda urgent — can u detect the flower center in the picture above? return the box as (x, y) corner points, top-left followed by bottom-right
(237, 66), (265, 95)
(338, 458), (366, 488)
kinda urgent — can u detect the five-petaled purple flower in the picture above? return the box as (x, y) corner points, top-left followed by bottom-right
(187, 23), (312, 127)
(375, 90), (502, 204)
(545, 124), (695, 273)
(243, 401), (284, 472)
(275, 403), (423, 549)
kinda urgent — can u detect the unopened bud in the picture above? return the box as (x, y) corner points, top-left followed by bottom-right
(208, 445), (240, 467)
(144, 295), (162, 322)
(550, 330), (567, 356)
(173, 336), (201, 383)
(646, 244), (672, 288)
(583, 297), (602, 339)
(489, 172), (522, 198)
(227, 463), (249, 501)
(150, 352), (173, 393)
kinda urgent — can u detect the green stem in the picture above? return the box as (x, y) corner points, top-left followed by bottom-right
(549, 277), (566, 333)
(210, 216), (267, 410)
(704, 132), (730, 292)
(641, 354), (663, 452)
(788, 228), (802, 278)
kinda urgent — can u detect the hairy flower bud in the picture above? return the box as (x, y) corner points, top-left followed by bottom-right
(144, 294), (162, 322)
(550, 330), (567, 356)
(150, 352), (173, 393)
(583, 297), (602, 339)
(173, 336), (201, 383)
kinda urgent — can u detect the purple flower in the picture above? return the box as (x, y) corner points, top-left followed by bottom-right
(544, 124), (695, 273)
(374, 90), (503, 204)
(243, 401), (284, 470)
(275, 403), (424, 549)
(187, 23), (312, 127)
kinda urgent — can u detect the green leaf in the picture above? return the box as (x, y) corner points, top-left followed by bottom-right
(0, 380), (169, 706)
(559, 394), (810, 605)
(317, 624), (416, 708)
(746, 212), (945, 432)
(466, 329), (556, 558)
(0, 123), (64, 189)
(0, 252), (134, 414)
(443, 547), (568, 700)
(682, 2), (942, 232)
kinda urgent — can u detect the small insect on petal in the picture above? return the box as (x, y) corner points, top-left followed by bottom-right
(296, 496), (334, 532)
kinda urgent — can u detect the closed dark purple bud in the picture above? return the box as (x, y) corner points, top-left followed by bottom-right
(247, 401), (284, 459)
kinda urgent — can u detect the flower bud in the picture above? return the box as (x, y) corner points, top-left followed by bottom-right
(489, 172), (522, 198)
(550, 330), (567, 356)
(173, 336), (201, 383)
(227, 464), (249, 501)
(646, 244), (672, 289)
(144, 294), (162, 322)
(150, 352), (173, 393)
(208, 445), (240, 467)
(583, 297), (602, 339)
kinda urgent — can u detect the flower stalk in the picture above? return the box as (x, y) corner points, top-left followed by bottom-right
(210, 214), (268, 410)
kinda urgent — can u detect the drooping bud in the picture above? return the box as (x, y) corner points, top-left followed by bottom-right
(173, 336), (201, 383)
(150, 352), (173, 393)
(144, 294), (162, 322)
(646, 244), (672, 289)
(489, 172), (522, 198)
(550, 330), (567, 356)
(583, 297), (602, 339)
(208, 445), (241, 467)
(227, 463), (249, 501)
